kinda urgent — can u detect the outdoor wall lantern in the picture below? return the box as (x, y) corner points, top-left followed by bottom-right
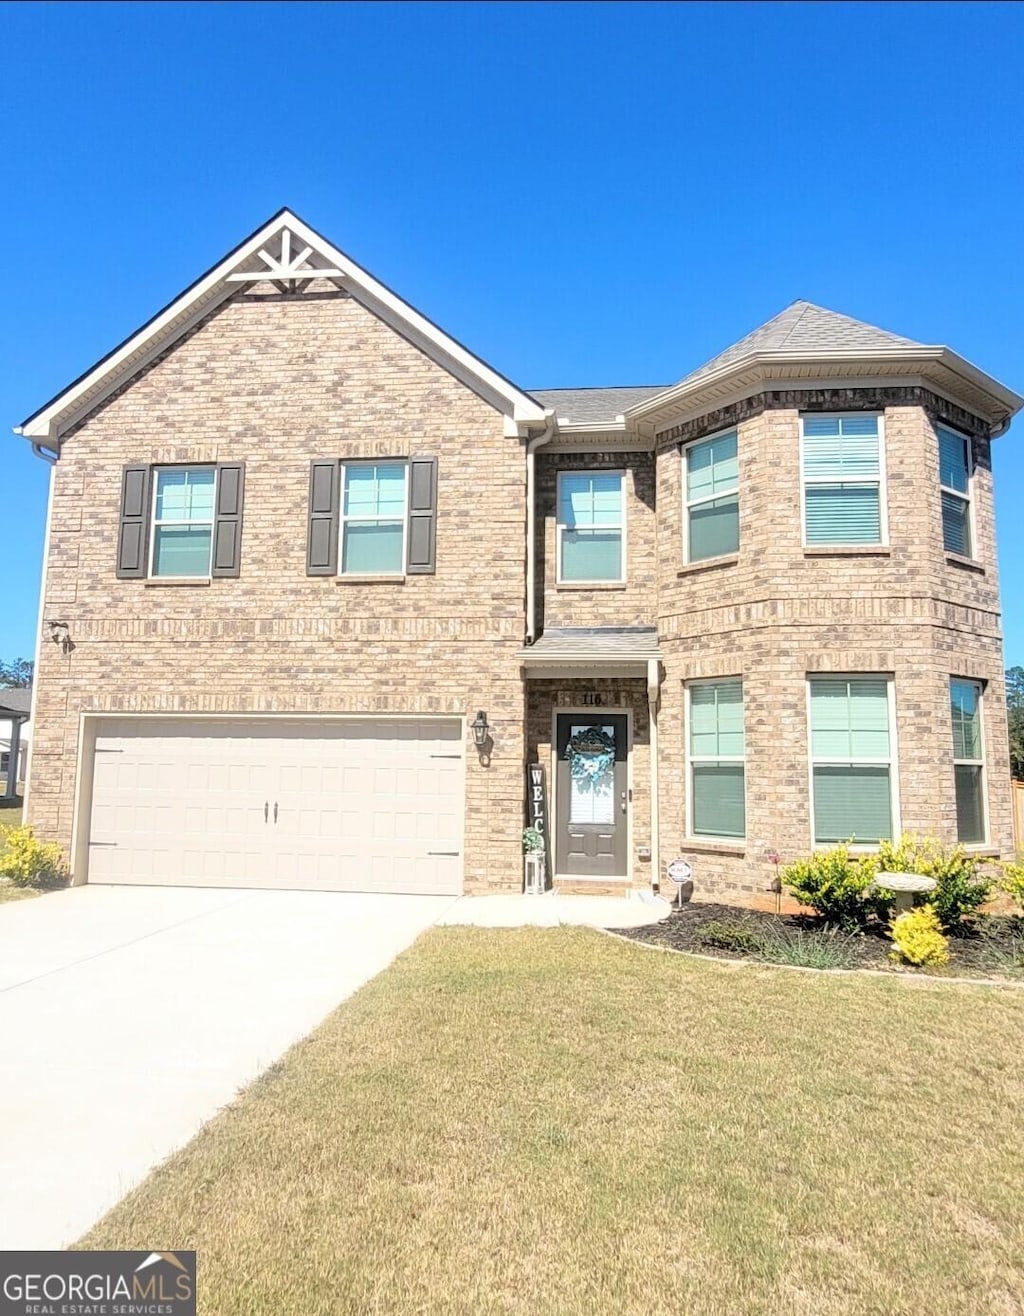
(471, 710), (490, 748)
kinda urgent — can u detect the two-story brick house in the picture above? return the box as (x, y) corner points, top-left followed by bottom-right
(15, 209), (1021, 904)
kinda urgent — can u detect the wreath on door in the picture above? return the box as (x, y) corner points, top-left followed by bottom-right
(565, 726), (615, 790)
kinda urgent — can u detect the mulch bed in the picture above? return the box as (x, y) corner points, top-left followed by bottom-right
(614, 900), (1024, 979)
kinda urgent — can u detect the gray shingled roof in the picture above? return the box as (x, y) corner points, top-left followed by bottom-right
(530, 386), (669, 425)
(673, 300), (926, 391)
(521, 626), (661, 660)
(0, 689), (31, 717)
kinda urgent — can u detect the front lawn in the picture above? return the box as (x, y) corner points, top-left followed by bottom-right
(0, 885), (41, 904)
(81, 928), (1024, 1315)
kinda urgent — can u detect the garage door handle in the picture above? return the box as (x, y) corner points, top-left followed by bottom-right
(428, 850), (459, 856)
(274, 802), (278, 823)
(264, 801), (269, 823)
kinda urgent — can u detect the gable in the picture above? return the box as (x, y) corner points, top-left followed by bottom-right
(18, 209), (547, 451)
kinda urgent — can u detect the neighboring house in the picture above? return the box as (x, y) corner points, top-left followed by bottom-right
(13, 209), (1022, 903)
(0, 687), (31, 796)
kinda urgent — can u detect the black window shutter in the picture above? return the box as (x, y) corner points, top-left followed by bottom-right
(212, 463), (245, 578)
(407, 455), (438, 574)
(116, 466), (152, 578)
(307, 460), (340, 575)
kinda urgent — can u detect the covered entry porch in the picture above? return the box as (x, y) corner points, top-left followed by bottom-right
(520, 628), (662, 893)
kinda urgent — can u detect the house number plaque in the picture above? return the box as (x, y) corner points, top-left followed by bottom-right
(556, 691), (604, 706)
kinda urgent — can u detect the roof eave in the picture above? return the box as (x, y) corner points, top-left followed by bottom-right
(623, 347), (1023, 433)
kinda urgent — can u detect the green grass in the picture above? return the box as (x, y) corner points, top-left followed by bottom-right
(0, 885), (41, 904)
(81, 928), (1024, 1315)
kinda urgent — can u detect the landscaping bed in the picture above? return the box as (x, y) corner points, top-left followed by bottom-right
(616, 900), (1024, 978)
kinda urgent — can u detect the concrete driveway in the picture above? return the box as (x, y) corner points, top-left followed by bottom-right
(0, 885), (455, 1249)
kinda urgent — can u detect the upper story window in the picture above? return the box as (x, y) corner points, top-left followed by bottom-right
(687, 678), (746, 840)
(557, 471), (624, 583)
(938, 426), (973, 557)
(809, 675), (895, 845)
(950, 678), (986, 844)
(117, 462), (245, 581)
(801, 415), (885, 546)
(151, 467), (216, 577)
(683, 431), (739, 562)
(341, 463), (407, 575)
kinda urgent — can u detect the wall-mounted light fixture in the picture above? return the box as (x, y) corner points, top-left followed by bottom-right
(47, 620), (74, 655)
(471, 710), (490, 749)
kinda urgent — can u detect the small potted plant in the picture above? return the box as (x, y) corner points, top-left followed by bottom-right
(522, 826), (546, 895)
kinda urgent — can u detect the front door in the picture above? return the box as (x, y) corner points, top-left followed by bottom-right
(555, 713), (628, 877)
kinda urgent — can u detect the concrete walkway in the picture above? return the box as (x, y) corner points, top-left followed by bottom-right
(0, 885), (455, 1249)
(438, 890), (671, 928)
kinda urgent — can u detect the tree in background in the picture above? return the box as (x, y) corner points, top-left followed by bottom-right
(1008, 666), (1024, 781)
(0, 659), (33, 689)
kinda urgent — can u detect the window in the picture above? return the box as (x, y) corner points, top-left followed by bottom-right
(557, 472), (624, 583)
(951, 678), (986, 844)
(151, 467), (216, 577)
(938, 426), (973, 557)
(341, 463), (407, 574)
(687, 679), (746, 839)
(684, 431), (739, 562)
(801, 415), (885, 546)
(809, 677), (895, 845)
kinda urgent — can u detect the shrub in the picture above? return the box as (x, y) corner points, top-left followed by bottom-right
(782, 845), (879, 929)
(757, 923), (860, 970)
(0, 824), (68, 889)
(1001, 862), (1024, 912)
(890, 904), (950, 967)
(869, 836), (991, 932)
(697, 920), (762, 955)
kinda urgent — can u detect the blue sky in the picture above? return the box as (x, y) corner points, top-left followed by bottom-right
(2, 1), (1023, 661)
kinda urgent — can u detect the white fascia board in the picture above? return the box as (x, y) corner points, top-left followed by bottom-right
(19, 209), (545, 440)
(628, 347), (1023, 434)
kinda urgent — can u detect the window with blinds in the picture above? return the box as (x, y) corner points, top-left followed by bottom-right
(950, 678), (986, 844)
(557, 471), (625, 582)
(684, 431), (739, 562)
(687, 679), (746, 839)
(938, 426), (973, 557)
(809, 676), (894, 845)
(801, 415), (885, 546)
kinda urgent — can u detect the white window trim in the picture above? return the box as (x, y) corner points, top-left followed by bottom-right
(148, 464), (217, 580)
(339, 460), (409, 577)
(681, 427), (739, 565)
(685, 677), (747, 842)
(806, 674), (901, 850)
(937, 424), (975, 559)
(951, 676), (988, 846)
(799, 413), (888, 548)
(555, 469), (627, 585)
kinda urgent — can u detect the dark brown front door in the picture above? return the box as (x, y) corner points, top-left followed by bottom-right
(555, 713), (628, 877)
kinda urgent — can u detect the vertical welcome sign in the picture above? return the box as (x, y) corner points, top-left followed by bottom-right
(527, 762), (549, 864)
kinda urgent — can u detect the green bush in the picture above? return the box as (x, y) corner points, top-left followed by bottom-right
(0, 824), (68, 889)
(782, 845), (880, 929)
(697, 920), (762, 955)
(756, 923), (860, 970)
(1001, 862), (1024, 912)
(869, 836), (991, 933)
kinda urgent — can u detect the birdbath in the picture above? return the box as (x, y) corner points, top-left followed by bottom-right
(872, 871), (937, 914)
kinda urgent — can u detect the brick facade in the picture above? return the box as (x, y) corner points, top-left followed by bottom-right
(26, 276), (1015, 908)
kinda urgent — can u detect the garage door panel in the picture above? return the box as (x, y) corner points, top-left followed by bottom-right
(88, 718), (464, 895)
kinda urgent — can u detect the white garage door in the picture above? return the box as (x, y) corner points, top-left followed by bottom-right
(87, 718), (465, 894)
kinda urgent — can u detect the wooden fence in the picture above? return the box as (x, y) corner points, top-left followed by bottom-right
(1013, 781), (1024, 855)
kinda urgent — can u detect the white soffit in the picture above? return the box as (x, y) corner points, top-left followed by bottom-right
(18, 209), (547, 442)
(625, 350), (1023, 435)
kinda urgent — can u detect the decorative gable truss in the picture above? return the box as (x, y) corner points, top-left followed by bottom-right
(17, 208), (549, 454)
